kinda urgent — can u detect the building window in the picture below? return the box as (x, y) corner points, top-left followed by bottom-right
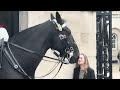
(112, 33), (117, 50)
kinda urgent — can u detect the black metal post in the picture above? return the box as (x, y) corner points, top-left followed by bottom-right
(96, 11), (112, 79)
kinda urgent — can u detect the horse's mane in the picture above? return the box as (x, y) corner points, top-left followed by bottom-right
(9, 20), (54, 45)
(8, 20), (55, 54)
(10, 20), (50, 39)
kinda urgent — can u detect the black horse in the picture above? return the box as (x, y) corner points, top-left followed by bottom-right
(0, 12), (79, 79)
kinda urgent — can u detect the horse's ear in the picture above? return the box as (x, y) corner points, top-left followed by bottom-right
(56, 12), (64, 25)
(50, 13), (56, 20)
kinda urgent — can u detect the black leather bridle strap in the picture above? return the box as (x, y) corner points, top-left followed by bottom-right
(36, 61), (61, 78)
(52, 57), (65, 79)
(0, 38), (4, 68)
(7, 42), (68, 79)
(52, 52), (67, 79)
(3, 44), (32, 79)
(9, 42), (68, 64)
(35, 53), (66, 79)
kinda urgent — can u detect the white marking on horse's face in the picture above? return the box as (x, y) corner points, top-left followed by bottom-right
(62, 23), (66, 28)
(69, 51), (73, 59)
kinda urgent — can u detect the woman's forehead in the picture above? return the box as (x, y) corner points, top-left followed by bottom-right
(80, 54), (84, 57)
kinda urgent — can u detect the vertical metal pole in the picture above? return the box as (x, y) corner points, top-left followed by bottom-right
(109, 11), (112, 79)
(96, 11), (112, 79)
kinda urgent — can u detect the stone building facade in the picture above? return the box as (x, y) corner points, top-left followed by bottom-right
(112, 11), (120, 61)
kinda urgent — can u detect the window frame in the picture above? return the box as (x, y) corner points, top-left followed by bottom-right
(112, 33), (117, 50)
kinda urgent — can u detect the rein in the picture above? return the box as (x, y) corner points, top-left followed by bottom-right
(9, 42), (69, 64)
(1, 42), (68, 79)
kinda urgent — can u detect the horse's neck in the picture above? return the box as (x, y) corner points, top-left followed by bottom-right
(8, 21), (54, 78)
(10, 21), (53, 53)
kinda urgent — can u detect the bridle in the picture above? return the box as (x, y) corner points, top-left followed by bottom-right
(0, 20), (75, 79)
(33, 20), (75, 79)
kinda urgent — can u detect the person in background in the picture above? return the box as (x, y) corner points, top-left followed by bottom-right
(117, 50), (120, 71)
(73, 53), (95, 79)
(0, 24), (9, 42)
(117, 50), (120, 61)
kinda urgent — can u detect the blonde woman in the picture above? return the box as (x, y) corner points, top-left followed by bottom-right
(73, 53), (95, 79)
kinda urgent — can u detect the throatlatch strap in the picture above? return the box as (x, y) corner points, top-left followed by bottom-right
(3, 43), (32, 79)
(0, 38), (5, 68)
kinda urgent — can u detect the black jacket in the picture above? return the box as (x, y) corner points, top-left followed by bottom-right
(117, 52), (120, 60)
(73, 66), (96, 79)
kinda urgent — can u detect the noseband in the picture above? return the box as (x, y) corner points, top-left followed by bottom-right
(51, 19), (74, 60)
(46, 20), (75, 78)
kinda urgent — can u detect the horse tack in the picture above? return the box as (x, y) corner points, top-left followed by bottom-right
(0, 38), (4, 68)
(8, 42), (69, 79)
(1, 38), (73, 79)
(0, 40), (32, 79)
(4, 37), (72, 79)
(0, 40), (69, 79)
(0, 39), (67, 79)
(3, 42), (32, 79)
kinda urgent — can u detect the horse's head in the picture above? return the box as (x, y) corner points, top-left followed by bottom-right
(50, 12), (80, 64)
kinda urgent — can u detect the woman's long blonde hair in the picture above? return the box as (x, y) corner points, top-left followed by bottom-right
(76, 53), (89, 70)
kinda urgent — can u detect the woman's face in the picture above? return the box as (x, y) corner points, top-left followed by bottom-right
(78, 54), (85, 65)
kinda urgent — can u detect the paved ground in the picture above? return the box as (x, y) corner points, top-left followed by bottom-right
(112, 62), (120, 79)
(89, 59), (120, 79)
